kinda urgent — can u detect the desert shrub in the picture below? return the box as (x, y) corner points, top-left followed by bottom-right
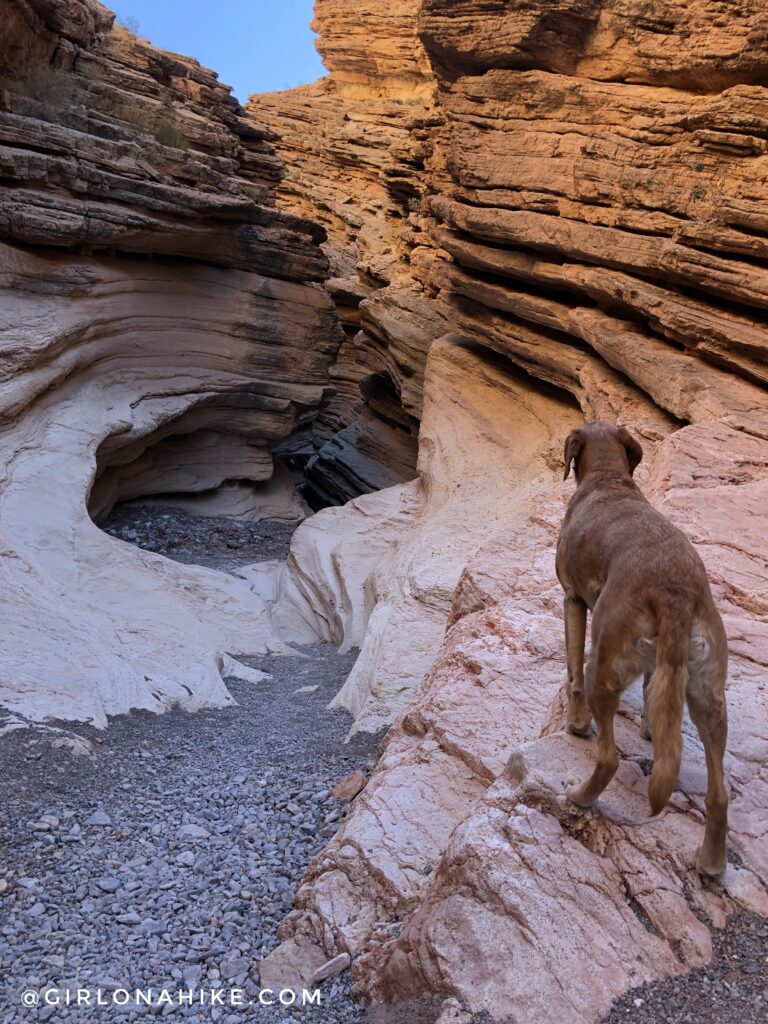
(7, 65), (80, 125)
(110, 15), (151, 46)
(116, 14), (141, 33)
(153, 120), (189, 150)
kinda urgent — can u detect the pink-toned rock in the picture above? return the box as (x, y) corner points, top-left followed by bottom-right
(434, 998), (472, 1024)
(275, 418), (768, 1022)
(257, 936), (327, 991)
(311, 951), (351, 983)
(296, 423), (765, 1021)
(331, 770), (367, 802)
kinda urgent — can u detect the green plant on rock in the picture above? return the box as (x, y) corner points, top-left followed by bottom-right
(153, 120), (189, 150)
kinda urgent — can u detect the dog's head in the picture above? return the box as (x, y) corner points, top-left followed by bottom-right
(563, 421), (643, 483)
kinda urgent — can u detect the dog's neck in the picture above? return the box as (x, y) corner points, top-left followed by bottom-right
(576, 447), (634, 486)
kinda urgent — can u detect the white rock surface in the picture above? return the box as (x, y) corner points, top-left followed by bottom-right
(257, 337), (583, 734)
(0, 248), (335, 728)
(0, 5), (340, 730)
(125, 464), (310, 523)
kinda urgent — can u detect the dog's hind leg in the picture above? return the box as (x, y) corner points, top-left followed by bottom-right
(687, 678), (728, 877)
(564, 595), (591, 736)
(641, 672), (653, 740)
(565, 650), (620, 807)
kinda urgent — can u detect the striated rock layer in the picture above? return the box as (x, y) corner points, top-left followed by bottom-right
(0, 0), (342, 724)
(253, 0), (449, 506)
(256, 0), (768, 1020)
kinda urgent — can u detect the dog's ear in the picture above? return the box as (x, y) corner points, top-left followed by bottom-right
(563, 428), (584, 481)
(617, 426), (643, 476)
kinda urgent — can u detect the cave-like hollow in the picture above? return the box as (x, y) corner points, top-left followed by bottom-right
(88, 364), (422, 548)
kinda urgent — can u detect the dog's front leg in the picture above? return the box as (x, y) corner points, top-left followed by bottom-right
(565, 678), (620, 807)
(564, 595), (591, 736)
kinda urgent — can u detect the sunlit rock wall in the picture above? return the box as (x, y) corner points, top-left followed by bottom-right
(258, 1), (768, 1020)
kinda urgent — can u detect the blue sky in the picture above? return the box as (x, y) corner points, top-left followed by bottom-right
(111, 1), (326, 102)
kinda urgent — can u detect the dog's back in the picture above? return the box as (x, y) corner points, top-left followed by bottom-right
(558, 472), (715, 624)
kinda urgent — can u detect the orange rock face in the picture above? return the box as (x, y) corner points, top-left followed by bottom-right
(257, 1), (768, 1020)
(252, 1), (449, 504)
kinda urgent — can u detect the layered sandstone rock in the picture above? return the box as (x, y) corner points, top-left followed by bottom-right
(257, 0), (768, 1019)
(253, 1), (448, 505)
(0, 0), (341, 724)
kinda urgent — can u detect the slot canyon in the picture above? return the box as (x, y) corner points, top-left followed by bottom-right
(1, 1), (767, 1021)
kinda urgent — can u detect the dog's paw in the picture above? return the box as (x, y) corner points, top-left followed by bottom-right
(567, 720), (593, 738)
(564, 777), (584, 802)
(564, 782), (582, 804)
(695, 846), (727, 879)
(564, 779), (595, 807)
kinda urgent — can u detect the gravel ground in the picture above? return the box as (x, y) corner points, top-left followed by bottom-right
(101, 505), (298, 571)
(1, 505), (377, 1022)
(603, 907), (768, 1024)
(0, 646), (380, 1023)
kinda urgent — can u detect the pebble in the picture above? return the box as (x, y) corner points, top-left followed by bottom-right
(176, 824), (210, 840)
(86, 810), (112, 826)
(116, 912), (141, 925)
(312, 952), (352, 983)
(97, 877), (121, 893)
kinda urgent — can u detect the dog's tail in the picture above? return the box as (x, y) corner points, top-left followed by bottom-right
(647, 604), (691, 815)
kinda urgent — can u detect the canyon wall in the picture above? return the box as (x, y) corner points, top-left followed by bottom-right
(2, 0), (767, 1019)
(256, 1), (768, 1020)
(0, 0), (342, 725)
(254, 1), (450, 507)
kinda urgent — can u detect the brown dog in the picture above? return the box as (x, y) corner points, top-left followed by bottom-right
(556, 421), (728, 876)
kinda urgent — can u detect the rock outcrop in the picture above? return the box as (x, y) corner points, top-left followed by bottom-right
(0, 0), (342, 725)
(254, 1), (768, 1020)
